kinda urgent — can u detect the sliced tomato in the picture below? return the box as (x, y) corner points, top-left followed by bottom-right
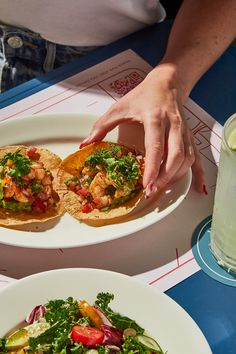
(71, 325), (104, 347)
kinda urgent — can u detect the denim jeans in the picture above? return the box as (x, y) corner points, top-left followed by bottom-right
(0, 24), (98, 92)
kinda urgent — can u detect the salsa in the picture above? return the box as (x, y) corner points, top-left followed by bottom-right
(0, 147), (59, 213)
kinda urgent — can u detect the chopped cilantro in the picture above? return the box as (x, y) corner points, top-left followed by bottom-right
(0, 150), (31, 185)
(84, 146), (141, 189)
(31, 181), (44, 193)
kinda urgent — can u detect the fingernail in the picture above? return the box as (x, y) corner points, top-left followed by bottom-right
(145, 182), (158, 199)
(79, 133), (95, 149)
(79, 141), (87, 149)
(203, 184), (208, 195)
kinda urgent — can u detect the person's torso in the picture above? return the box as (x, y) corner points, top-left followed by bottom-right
(0, 0), (166, 46)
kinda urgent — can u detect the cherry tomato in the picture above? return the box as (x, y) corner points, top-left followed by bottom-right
(71, 325), (104, 346)
(79, 300), (103, 328)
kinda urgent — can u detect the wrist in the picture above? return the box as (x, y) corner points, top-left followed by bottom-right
(147, 63), (192, 103)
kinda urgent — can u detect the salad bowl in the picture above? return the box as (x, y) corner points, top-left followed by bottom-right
(0, 268), (212, 354)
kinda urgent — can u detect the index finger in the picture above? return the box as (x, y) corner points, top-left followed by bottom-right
(143, 116), (165, 189)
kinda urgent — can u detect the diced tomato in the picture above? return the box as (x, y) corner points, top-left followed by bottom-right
(27, 146), (40, 160)
(80, 202), (95, 213)
(71, 325), (104, 347)
(68, 181), (77, 191)
(76, 188), (90, 198)
(37, 192), (48, 201)
(140, 162), (145, 174)
(32, 199), (47, 213)
(116, 150), (123, 158)
(93, 197), (102, 206)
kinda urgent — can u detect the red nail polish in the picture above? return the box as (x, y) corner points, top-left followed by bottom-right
(145, 182), (158, 198)
(203, 184), (208, 195)
(79, 143), (86, 149)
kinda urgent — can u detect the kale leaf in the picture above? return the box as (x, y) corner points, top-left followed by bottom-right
(28, 297), (81, 353)
(0, 338), (7, 353)
(95, 292), (144, 334)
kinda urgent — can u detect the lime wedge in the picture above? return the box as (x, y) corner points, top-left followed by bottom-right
(228, 127), (236, 152)
(6, 328), (29, 350)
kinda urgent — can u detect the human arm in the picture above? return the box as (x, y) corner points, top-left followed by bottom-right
(80, 0), (236, 196)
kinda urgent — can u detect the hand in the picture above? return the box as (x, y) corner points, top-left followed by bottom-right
(80, 64), (205, 197)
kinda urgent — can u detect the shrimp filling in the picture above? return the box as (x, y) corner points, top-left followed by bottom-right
(0, 147), (59, 213)
(65, 145), (144, 213)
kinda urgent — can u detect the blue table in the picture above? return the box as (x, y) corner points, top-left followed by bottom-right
(1, 20), (236, 353)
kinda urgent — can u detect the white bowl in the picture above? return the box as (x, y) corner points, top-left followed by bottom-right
(0, 268), (211, 354)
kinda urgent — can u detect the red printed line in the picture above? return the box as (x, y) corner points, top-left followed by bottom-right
(3, 67), (148, 118)
(87, 101), (99, 107)
(33, 90), (81, 115)
(148, 257), (195, 285)
(2, 88), (71, 120)
(184, 104), (222, 139)
(97, 83), (118, 102)
(176, 248), (180, 267)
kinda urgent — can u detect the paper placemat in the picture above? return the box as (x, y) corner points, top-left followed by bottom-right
(0, 50), (223, 292)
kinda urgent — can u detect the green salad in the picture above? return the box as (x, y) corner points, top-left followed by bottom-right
(0, 292), (165, 354)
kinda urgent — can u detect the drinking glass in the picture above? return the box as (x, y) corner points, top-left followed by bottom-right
(210, 113), (236, 273)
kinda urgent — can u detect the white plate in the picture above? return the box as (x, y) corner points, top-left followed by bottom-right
(0, 268), (212, 354)
(0, 113), (192, 249)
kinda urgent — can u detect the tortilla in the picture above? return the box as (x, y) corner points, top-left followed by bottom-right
(57, 141), (144, 225)
(0, 145), (64, 226)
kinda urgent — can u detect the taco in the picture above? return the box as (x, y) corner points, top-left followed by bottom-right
(0, 145), (64, 226)
(57, 141), (144, 225)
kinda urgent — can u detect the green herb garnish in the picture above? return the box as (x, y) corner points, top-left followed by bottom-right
(84, 146), (141, 189)
(31, 181), (44, 193)
(29, 297), (80, 353)
(0, 150), (31, 185)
